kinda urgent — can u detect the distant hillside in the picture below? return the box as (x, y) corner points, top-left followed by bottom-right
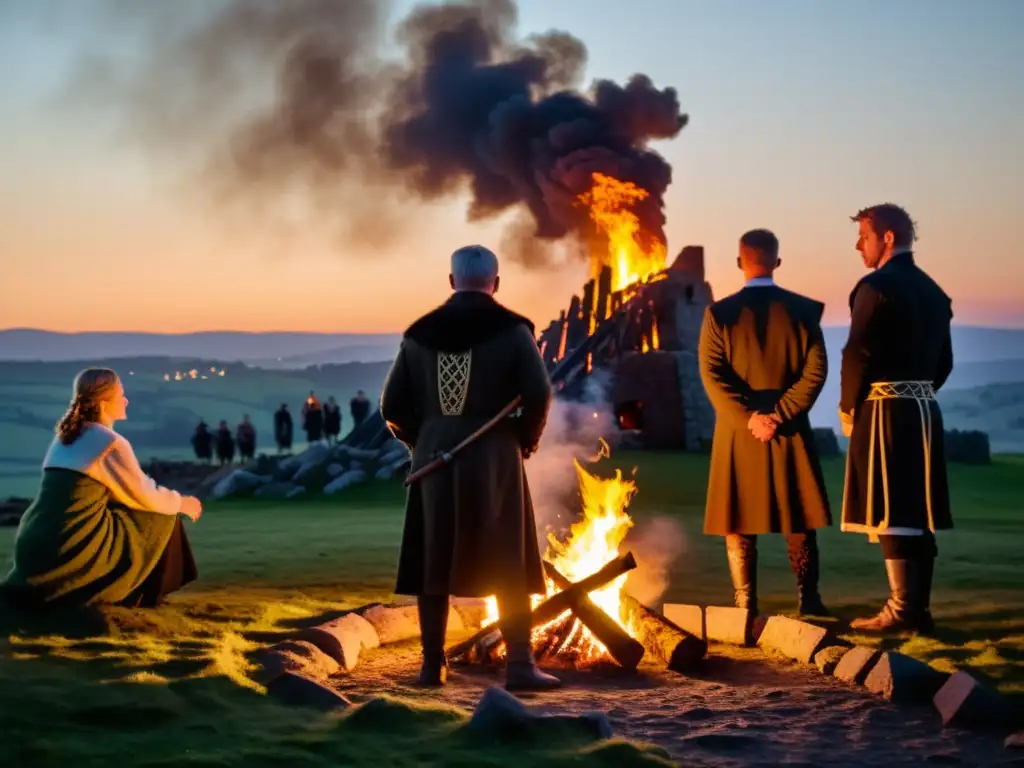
(810, 326), (1024, 433)
(0, 356), (391, 498)
(0, 329), (402, 364)
(939, 382), (1024, 453)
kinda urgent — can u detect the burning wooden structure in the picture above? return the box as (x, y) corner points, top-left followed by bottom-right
(535, 245), (717, 451)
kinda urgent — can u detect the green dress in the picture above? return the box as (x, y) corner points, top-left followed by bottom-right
(2, 424), (184, 606)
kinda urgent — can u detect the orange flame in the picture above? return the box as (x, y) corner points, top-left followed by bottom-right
(578, 172), (667, 292)
(481, 439), (639, 662)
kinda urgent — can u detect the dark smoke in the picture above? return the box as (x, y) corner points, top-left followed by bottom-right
(53, 0), (688, 262)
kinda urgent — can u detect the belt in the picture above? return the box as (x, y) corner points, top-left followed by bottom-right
(863, 379), (936, 533)
(866, 380), (936, 401)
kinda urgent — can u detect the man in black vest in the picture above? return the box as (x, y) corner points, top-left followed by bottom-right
(840, 203), (954, 634)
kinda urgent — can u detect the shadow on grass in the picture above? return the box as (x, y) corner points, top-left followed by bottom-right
(0, 602), (676, 767)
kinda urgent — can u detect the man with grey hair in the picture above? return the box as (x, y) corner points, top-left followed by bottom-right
(380, 244), (559, 690)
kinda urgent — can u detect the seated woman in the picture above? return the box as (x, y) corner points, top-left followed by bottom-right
(1, 368), (202, 608)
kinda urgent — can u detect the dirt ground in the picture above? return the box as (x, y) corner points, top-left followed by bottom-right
(328, 641), (1017, 767)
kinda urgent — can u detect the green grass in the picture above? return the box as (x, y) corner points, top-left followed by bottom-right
(1, 452), (1022, 765)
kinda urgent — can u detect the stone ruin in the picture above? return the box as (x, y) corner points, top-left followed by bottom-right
(534, 245), (716, 451)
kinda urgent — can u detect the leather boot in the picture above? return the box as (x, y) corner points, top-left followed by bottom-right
(415, 594), (449, 686)
(725, 535), (758, 614)
(787, 533), (830, 616)
(850, 559), (929, 633)
(499, 593), (561, 692)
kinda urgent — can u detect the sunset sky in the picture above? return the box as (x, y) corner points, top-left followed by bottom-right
(1, 0), (1022, 334)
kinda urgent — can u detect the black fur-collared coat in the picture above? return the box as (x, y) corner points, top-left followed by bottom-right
(380, 291), (552, 598)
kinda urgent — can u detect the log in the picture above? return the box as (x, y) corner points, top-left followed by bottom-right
(460, 628), (504, 666)
(622, 595), (706, 673)
(446, 551), (638, 659)
(543, 562), (645, 671)
(533, 613), (576, 663)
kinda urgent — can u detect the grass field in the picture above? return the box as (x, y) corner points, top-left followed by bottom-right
(1, 452), (1021, 766)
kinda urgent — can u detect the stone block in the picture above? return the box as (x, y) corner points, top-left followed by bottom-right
(933, 670), (1016, 729)
(267, 672), (352, 711)
(834, 646), (881, 685)
(755, 616), (830, 664)
(467, 686), (614, 743)
(446, 605), (466, 635)
(359, 603), (420, 645)
(298, 612), (380, 671)
(256, 639), (340, 684)
(662, 603), (704, 639)
(452, 597), (490, 630)
(705, 606), (753, 646)
(863, 652), (949, 703)
(814, 646), (849, 675)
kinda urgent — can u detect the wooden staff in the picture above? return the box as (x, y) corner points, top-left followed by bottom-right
(403, 396), (523, 486)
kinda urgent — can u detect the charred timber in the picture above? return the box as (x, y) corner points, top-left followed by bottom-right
(543, 562), (645, 672)
(622, 595), (706, 673)
(446, 551), (638, 659)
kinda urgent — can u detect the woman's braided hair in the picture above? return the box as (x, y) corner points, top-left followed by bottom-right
(56, 368), (120, 445)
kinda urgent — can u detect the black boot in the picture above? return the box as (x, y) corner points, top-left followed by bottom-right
(725, 535), (758, 614)
(787, 532), (830, 617)
(415, 595), (449, 686)
(499, 593), (561, 692)
(850, 559), (930, 633)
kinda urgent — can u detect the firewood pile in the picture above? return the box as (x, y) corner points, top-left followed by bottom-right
(447, 551), (707, 674)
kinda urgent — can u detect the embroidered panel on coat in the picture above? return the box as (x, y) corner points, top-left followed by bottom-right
(438, 351), (472, 416)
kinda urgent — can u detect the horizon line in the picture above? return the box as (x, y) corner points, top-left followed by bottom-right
(4, 322), (1024, 335)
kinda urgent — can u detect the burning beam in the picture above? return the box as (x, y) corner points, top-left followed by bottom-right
(543, 562), (645, 672)
(446, 551), (638, 660)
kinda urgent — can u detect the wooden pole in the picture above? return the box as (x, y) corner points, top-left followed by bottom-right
(404, 396), (522, 486)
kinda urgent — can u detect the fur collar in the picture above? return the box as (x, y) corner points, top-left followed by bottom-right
(404, 292), (535, 352)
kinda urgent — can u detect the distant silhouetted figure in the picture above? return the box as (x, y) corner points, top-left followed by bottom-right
(323, 396), (342, 445)
(274, 404), (293, 454)
(350, 389), (370, 429)
(303, 391), (324, 444)
(191, 420), (213, 463)
(215, 420), (235, 465)
(236, 415), (256, 462)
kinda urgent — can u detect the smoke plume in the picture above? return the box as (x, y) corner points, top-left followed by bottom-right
(49, 0), (688, 262)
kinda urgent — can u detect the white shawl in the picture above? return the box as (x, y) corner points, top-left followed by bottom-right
(42, 423), (182, 516)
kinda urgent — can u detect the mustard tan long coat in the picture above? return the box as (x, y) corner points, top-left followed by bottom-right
(700, 284), (832, 536)
(380, 291), (552, 598)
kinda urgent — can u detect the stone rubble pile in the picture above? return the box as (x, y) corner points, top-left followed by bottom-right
(208, 438), (411, 501)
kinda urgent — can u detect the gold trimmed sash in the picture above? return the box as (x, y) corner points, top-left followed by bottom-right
(841, 380), (937, 538)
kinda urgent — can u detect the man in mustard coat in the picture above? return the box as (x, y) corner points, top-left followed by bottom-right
(700, 229), (832, 616)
